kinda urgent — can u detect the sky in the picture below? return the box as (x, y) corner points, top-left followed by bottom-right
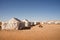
(0, 0), (60, 21)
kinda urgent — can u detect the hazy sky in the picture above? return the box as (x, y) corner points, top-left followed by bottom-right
(0, 0), (60, 21)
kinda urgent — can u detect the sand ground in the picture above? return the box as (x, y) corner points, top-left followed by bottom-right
(0, 24), (60, 40)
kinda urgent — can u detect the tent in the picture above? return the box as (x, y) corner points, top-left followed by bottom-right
(1, 22), (8, 30)
(55, 21), (60, 24)
(8, 18), (21, 30)
(22, 19), (31, 27)
(1, 18), (22, 30)
(47, 21), (55, 24)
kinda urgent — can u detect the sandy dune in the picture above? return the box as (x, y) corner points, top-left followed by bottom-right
(0, 24), (60, 40)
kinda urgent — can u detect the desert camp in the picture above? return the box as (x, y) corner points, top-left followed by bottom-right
(0, 0), (60, 40)
(1, 18), (60, 30)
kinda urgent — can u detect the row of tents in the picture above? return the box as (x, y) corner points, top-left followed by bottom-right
(41, 20), (60, 24)
(0, 17), (40, 30)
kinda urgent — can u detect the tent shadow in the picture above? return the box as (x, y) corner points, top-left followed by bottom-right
(0, 26), (1, 30)
(18, 27), (31, 30)
(22, 27), (31, 30)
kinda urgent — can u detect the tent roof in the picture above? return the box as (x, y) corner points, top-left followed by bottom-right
(9, 17), (21, 23)
(22, 19), (29, 22)
(13, 17), (21, 22)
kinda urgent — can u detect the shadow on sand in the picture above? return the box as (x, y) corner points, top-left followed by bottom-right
(38, 24), (43, 28)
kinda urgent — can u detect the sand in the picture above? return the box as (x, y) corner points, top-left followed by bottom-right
(0, 24), (60, 40)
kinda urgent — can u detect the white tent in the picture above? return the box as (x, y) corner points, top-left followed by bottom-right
(1, 22), (8, 30)
(55, 21), (60, 24)
(2, 18), (22, 30)
(8, 18), (21, 30)
(30, 22), (34, 26)
(22, 19), (31, 27)
(34, 21), (37, 25)
(47, 21), (55, 24)
(34, 21), (40, 25)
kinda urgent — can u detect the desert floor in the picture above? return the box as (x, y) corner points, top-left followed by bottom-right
(0, 24), (60, 40)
